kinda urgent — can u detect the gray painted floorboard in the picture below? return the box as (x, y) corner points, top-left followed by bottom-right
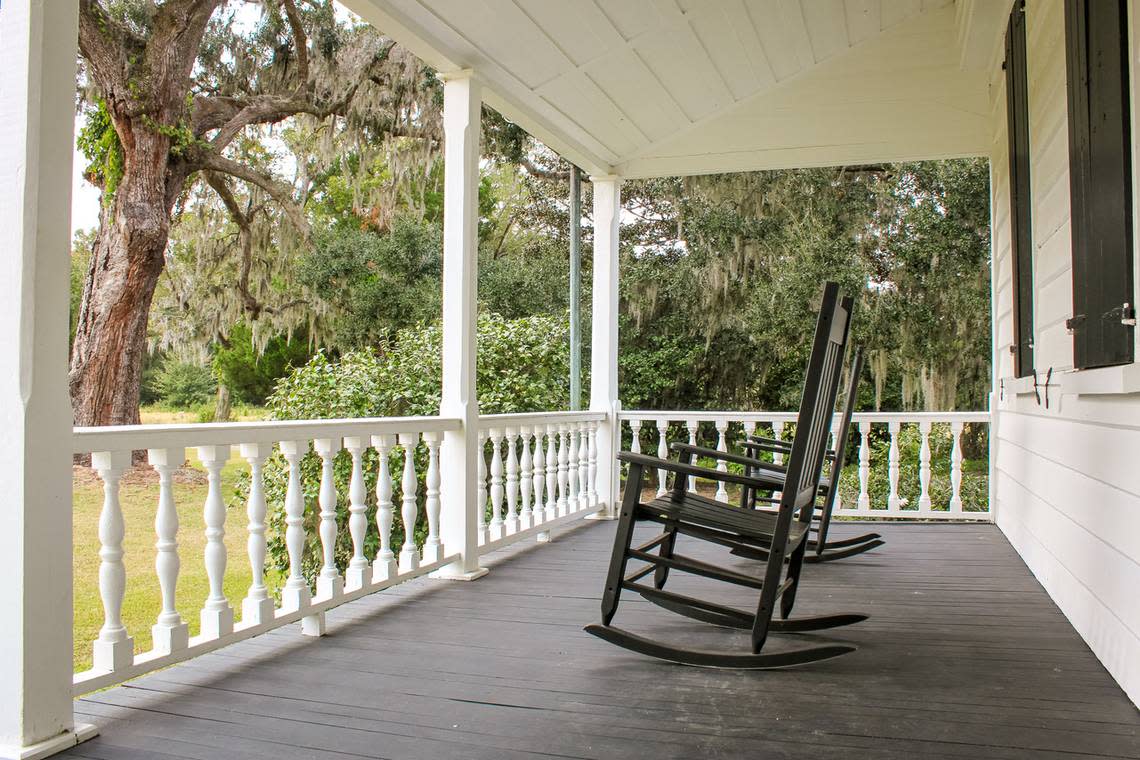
(64, 521), (1140, 759)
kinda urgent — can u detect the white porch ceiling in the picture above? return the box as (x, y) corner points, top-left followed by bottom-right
(342, 0), (1010, 178)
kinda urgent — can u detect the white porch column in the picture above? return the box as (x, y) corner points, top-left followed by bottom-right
(0, 1), (96, 757)
(588, 176), (622, 519)
(433, 71), (488, 580)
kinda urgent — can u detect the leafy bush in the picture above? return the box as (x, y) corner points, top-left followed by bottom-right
(151, 359), (216, 408)
(252, 312), (570, 588)
(212, 323), (312, 405)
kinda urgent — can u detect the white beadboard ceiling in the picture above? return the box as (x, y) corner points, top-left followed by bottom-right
(342, 0), (1011, 177)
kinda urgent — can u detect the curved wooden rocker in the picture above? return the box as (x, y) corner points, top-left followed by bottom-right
(585, 283), (863, 669)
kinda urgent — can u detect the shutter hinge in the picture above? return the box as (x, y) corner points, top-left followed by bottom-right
(1066, 314), (1086, 335)
(1122, 303), (1137, 327)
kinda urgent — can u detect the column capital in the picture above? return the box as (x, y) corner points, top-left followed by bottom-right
(588, 174), (624, 184)
(439, 68), (476, 82)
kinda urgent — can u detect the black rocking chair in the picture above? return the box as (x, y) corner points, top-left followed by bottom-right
(732, 347), (885, 563)
(584, 282), (863, 668)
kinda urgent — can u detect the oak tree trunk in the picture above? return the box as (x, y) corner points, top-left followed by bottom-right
(69, 133), (175, 427)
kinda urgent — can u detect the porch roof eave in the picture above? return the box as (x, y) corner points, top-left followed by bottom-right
(340, 0), (1011, 180)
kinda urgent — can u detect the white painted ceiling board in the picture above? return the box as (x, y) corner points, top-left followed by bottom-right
(746, 0), (808, 81)
(881, 0), (924, 30)
(594, 0), (662, 41)
(802, 0), (851, 62)
(345, 0), (1002, 178)
(426, 0), (570, 89)
(512, 0), (624, 67)
(688, 5), (772, 100)
(633, 22), (736, 121)
(843, 0), (881, 45)
(583, 47), (691, 141)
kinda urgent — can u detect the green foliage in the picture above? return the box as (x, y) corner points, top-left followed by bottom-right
(151, 359), (216, 408)
(70, 230), (95, 349)
(212, 324), (312, 405)
(76, 99), (123, 205)
(296, 217), (443, 350)
(256, 312), (570, 586)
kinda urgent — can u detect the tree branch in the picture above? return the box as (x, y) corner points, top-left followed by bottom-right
(279, 0), (310, 88)
(196, 151), (310, 238)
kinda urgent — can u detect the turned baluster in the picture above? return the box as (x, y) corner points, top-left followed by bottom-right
(398, 432), (420, 572)
(422, 432), (443, 563)
(91, 451), (133, 671)
(578, 422), (590, 510)
(918, 421), (933, 512)
(685, 420), (699, 493)
(544, 424), (558, 522)
(371, 434), (398, 581)
(476, 431), (489, 544)
(531, 428), (545, 527)
(198, 445), (234, 639)
(313, 438), (344, 600)
(587, 421), (598, 508)
(519, 427), (534, 529)
(857, 422), (871, 510)
(238, 443), (274, 626)
(557, 424), (570, 516)
(505, 428), (520, 533)
(715, 420), (729, 503)
(656, 419), (669, 497)
(147, 448), (189, 653)
(950, 422), (964, 512)
(344, 437), (370, 590)
(887, 421), (901, 511)
(279, 440), (311, 611)
(566, 424), (580, 512)
(488, 429), (505, 541)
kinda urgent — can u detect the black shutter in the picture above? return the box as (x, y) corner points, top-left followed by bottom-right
(1006, 1), (1034, 378)
(1065, 0), (1134, 370)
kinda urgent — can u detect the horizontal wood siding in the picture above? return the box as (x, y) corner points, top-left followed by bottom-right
(991, 0), (1140, 707)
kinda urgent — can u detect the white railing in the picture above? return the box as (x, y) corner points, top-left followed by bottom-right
(72, 411), (604, 695)
(475, 411), (606, 553)
(619, 411), (991, 520)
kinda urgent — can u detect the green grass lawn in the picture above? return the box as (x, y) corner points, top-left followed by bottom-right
(73, 454), (283, 673)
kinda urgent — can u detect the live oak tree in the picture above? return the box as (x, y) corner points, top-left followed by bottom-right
(72, 0), (438, 425)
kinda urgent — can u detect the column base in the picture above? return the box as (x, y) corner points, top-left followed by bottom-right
(399, 549), (420, 573)
(300, 612), (326, 637)
(241, 597), (275, 626)
(421, 541), (443, 564)
(0, 723), (98, 760)
(429, 565), (489, 581)
(372, 557), (398, 583)
(584, 504), (616, 520)
(151, 621), (189, 654)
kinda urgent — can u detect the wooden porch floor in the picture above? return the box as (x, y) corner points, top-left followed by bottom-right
(65, 521), (1140, 760)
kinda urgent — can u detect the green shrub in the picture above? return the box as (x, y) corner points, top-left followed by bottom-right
(252, 312), (570, 588)
(151, 359), (216, 408)
(213, 324), (312, 405)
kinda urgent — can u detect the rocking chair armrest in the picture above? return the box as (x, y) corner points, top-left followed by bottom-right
(667, 442), (788, 484)
(745, 437), (836, 462)
(616, 451), (783, 491)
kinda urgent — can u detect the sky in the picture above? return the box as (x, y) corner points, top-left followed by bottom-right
(72, 129), (102, 235)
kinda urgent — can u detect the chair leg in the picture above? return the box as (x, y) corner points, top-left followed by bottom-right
(601, 464), (644, 626)
(652, 526), (678, 589)
(780, 537), (810, 620)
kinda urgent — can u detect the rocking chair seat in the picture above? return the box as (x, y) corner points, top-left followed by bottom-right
(638, 493), (811, 548)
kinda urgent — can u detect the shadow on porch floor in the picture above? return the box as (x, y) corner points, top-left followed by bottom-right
(64, 521), (1140, 759)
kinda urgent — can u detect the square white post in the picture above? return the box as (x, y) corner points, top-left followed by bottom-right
(433, 71), (488, 581)
(0, 1), (97, 756)
(587, 176), (622, 519)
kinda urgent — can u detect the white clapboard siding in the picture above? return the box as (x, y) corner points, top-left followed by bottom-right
(988, 0), (1140, 707)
